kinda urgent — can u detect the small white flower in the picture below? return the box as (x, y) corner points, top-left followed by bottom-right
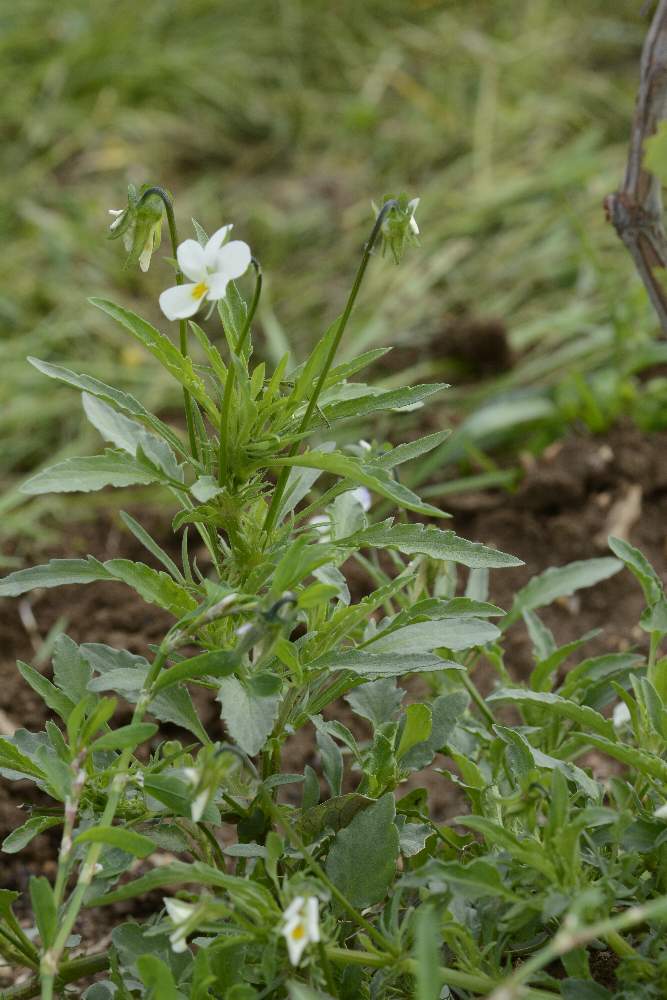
(183, 767), (199, 787)
(164, 897), (195, 953)
(655, 803), (667, 820)
(358, 439), (372, 453)
(351, 486), (372, 512)
(235, 622), (253, 638)
(613, 702), (631, 729)
(281, 896), (320, 966)
(407, 197), (420, 235)
(159, 224), (251, 321)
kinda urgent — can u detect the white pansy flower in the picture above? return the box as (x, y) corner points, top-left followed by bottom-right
(164, 897), (196, 953)
(281, 896), (320, 966)
(407, 197), (420, 235)
(159, 225), (251, 321)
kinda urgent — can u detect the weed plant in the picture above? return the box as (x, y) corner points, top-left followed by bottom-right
(1, 190), (667, 1000)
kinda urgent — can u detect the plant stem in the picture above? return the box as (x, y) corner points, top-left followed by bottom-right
(139, 186), (199, 461)
(39, 646), (169, 999)
(2, 953), (110, 1000)
(325, 947), (558, 997)
(262, 200), (399, 538)
(487, 896), (667, 999)
(218, 259), (263, 486)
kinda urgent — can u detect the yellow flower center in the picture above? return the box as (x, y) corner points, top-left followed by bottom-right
(290, 924), (306, 940)
(192, 281), (209, 300)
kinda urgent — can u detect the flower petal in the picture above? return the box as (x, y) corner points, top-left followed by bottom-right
(177, 239), (206, 282)
(165, 898), (194, 924)
(203, 224), (233, 269)
(159, 283), (203, 321)
(306, 897), (320, 941)
(206, 272), (230, 301)
(282, 897), (305, 922)
(216, 240), (251, 280)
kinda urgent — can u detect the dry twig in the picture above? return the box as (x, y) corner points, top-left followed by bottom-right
(605, 0), (667, 331)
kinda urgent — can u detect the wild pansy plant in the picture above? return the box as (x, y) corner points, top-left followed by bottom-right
(2, 186), (667, 999)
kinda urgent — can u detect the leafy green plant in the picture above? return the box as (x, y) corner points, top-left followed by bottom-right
(2, 189), (667, 1000)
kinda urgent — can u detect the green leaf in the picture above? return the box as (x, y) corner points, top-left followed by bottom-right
(29, 876), (57, 947)
(21, 451), (161, 494)
(0, 738), (46, 781)
(82, 392), (147, 453)
(431, 859), (516, 901)
(414, 905), (442, 1000)
(584, 735), (667, 781)
(102, 560), (196, 616)
(0, 557), (112, 597)
(119, 511), (184, 582)
(90, 723), (158, 752)
(325, 792), (399, 908)
(608, 535), (664, 605)
(17, 661), (75, 723)
(52, 634), (91, 703)
(316, 728), (343, 797)
(266, 452), (445, 518)
(309, 649), (463, 677)
(88, 861), (277, 915)
(345, 678), (404, 727)
(397, 704), (432, 759)
(367, 618), (500, 654)
(152, 649), (239, 693)
(486, 689), (614, 738)
(307, 383), (448, 427)
(90, 298), (217, 419)
(28, 357), (184, 455)
(2, 815), (62, 854)
(505, 558), (623, 626)
(337, 521), (522, 568)
(288, 985), (334, 1000)
(136, 955), (181, 999)
(81, 644), (208, 743)
(191, 475), (224, 502)
(75, 825), (156, 859)
(217, 676), (280, 757)
(375, 430), (451, 470)
(298, 794), (375, 840)
(401, 691), (469, 771)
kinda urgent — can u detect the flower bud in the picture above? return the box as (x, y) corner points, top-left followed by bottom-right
(108, 183), (164, 272)
(372, 193), (421, 264)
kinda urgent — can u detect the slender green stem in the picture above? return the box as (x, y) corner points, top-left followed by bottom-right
(262, 200), (399, 538)
(325, 948), (560, 998)
(218, 259), (263, 486)
(488, 896), (667, 999)
(3, 953), (110, 1000)
(40, 646), (169, 999)
(138, 186), (199, 461)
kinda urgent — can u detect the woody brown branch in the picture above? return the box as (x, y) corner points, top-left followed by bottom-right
(605, 0), (667, 333)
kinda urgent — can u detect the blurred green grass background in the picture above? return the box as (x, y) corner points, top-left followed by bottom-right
(0, 0), (661, 551)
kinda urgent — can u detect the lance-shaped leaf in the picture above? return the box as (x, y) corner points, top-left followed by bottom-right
(28, 357), (185, 455)
(21, 451), (161, 495)
(366, 617), (500, 654)
(303, 383), (449, 428)
(265, 452), (444, 518)
(75, 825), (156, 859)
(504, 557), (623, 627)
(308, 649), (463, 677)
(335, 521), (522, 568)
(90, 298), (219, 420)
(486, 689), (614, 738)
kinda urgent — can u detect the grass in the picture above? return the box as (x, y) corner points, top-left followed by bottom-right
(0, 0), (659, 552)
